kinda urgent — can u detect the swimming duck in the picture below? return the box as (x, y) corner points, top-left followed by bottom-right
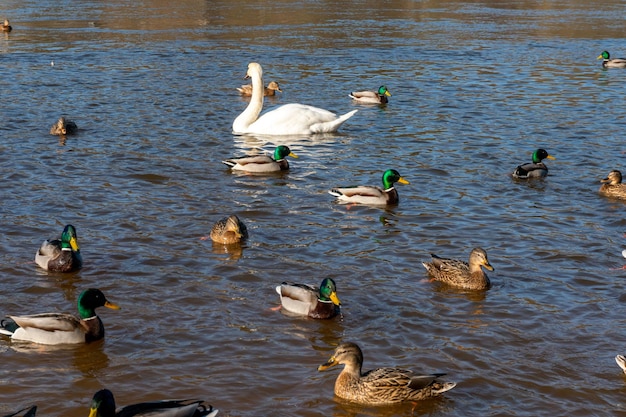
(2, 406), (37, 417)
(616, 355), (626, 373)
(232, 63), (357, 135)
(275, 278), (341, 319)
(318, 342), (456, 405)
(2, 19), (12, 32)
(89, 389), (218, 417)
(49, 116), (78, 135)
(597, 51), (626, 68)
(328, 169), (409, 206)
(35, 224), (83, 272)
(0, 288), (120, 345)
(512, 149), (555, 179)
(422, 247), (494, 290)
(599, 170), (626, 199)
(222, 145), (298, 173)
(209, 215), (248, 244)
(349, 85), (392, 104)
(237, 81), (282, 97)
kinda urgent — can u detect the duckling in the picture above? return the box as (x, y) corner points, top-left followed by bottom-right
(0, 288), (120, 345)
(89, 389), (218, 417)
(616, 355), (626, 373)
(329, 169), (409, 206)
(512, 149), (555, 179)
(2, 406), (37, 417)
(49, 116), (78, 135)
(599, 170), (626, 200)
(209, 215), (248, 245)
(597, 51), (626, 68)
(275, 278), (341, 319)
(2, 19), (12, 32)
(318, 342), (456, 405)
(422, 247), (494, 290)
(237, 81), (282, 97)
(35, 224), (83, 272)
(349, 85), (392, 104)
(222, 145), (298, 173)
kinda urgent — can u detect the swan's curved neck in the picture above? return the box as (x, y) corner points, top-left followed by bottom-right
(232, 68), (264, 133)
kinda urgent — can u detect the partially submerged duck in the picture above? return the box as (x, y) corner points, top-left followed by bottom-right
(35, 224), (83, 272)
(328, 169), (409, 206)
(209, 215), (248, 245)
(222, 145), (298, 173)
(88, 389), (218, 417)
(318, 342), (456, 405)
(0, 288), (120, 345)
(597, 51), (626, 68)
(349, 85), (392, 104)
(275, 278), (341, 319)
(512, 149), (555, 179)
(237, 81), (282, 97)
(2, 19), (12, 32)
(50, 116), (78, 135)
(422, 247), (494, 290)
(599, 170), (626, 200)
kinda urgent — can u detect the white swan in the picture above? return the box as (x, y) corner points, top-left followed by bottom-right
(232, 63), (357, 135)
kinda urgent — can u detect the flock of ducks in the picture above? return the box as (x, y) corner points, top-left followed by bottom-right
(3, 52), (626, 415)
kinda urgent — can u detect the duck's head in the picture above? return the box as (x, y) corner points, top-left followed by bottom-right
(318, 278), (341, 305)
(225, 215), (247, 240)
(382, 169), (409, 190)
(89, 389), (116, 417)
(531, 149), (555, 164)
(61, 224), (80, 252)
(53, 117), (70, 135)
(267, 81), (282, 92)
(3, 19), (9, 26)
(377, 85), (392, 97)
(469, 247), (494, 271)
(77, 289), (120, 319)
(318, 342), (363, 372)
(597, 51), (610, 60)
(601, 170), (622, 185)
(274, 145), (298, 161)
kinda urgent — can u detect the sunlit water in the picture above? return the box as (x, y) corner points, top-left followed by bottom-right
(1, 0), (626, 416)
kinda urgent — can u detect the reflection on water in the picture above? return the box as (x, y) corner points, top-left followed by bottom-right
(2, 0), (626, 416)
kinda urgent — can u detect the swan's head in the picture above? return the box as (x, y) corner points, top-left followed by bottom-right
(247, 62), (263, 79)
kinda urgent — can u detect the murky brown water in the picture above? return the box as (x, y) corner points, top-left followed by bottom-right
(2, 0), (626, 416)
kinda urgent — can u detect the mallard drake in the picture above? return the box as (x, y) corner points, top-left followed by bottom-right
(597, 51), (626, 68)
(0, 288), (120, 345)
(275, 278), (341, 319)
(349, 85), (392, 104)
(329, 169), (409, 206)
(512, 148), (555, 179)
(318, 342), (456, 405)
(599, 170), (626, 199)
(89, 389), (218, 417)
(49, 116), (78, 136)
(616, 355), (626, 373)
(35, 224), (83, 272)
(232, 63), (357, 135)
(422, 247), (493, 290)
(222, 145), (298, 173)
(2, 19), (12, 32)
(2, 406), (37, 417)
(209, 215), (248, 244)
(237, 81), (282, 97)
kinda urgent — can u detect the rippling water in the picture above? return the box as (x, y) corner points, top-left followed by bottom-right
(2, 0), (626, 416)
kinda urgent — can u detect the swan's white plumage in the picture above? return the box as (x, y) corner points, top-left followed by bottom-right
(232, 63), (357, 135)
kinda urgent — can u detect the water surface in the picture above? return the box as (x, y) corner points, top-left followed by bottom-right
(1, 0), (626, 416)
